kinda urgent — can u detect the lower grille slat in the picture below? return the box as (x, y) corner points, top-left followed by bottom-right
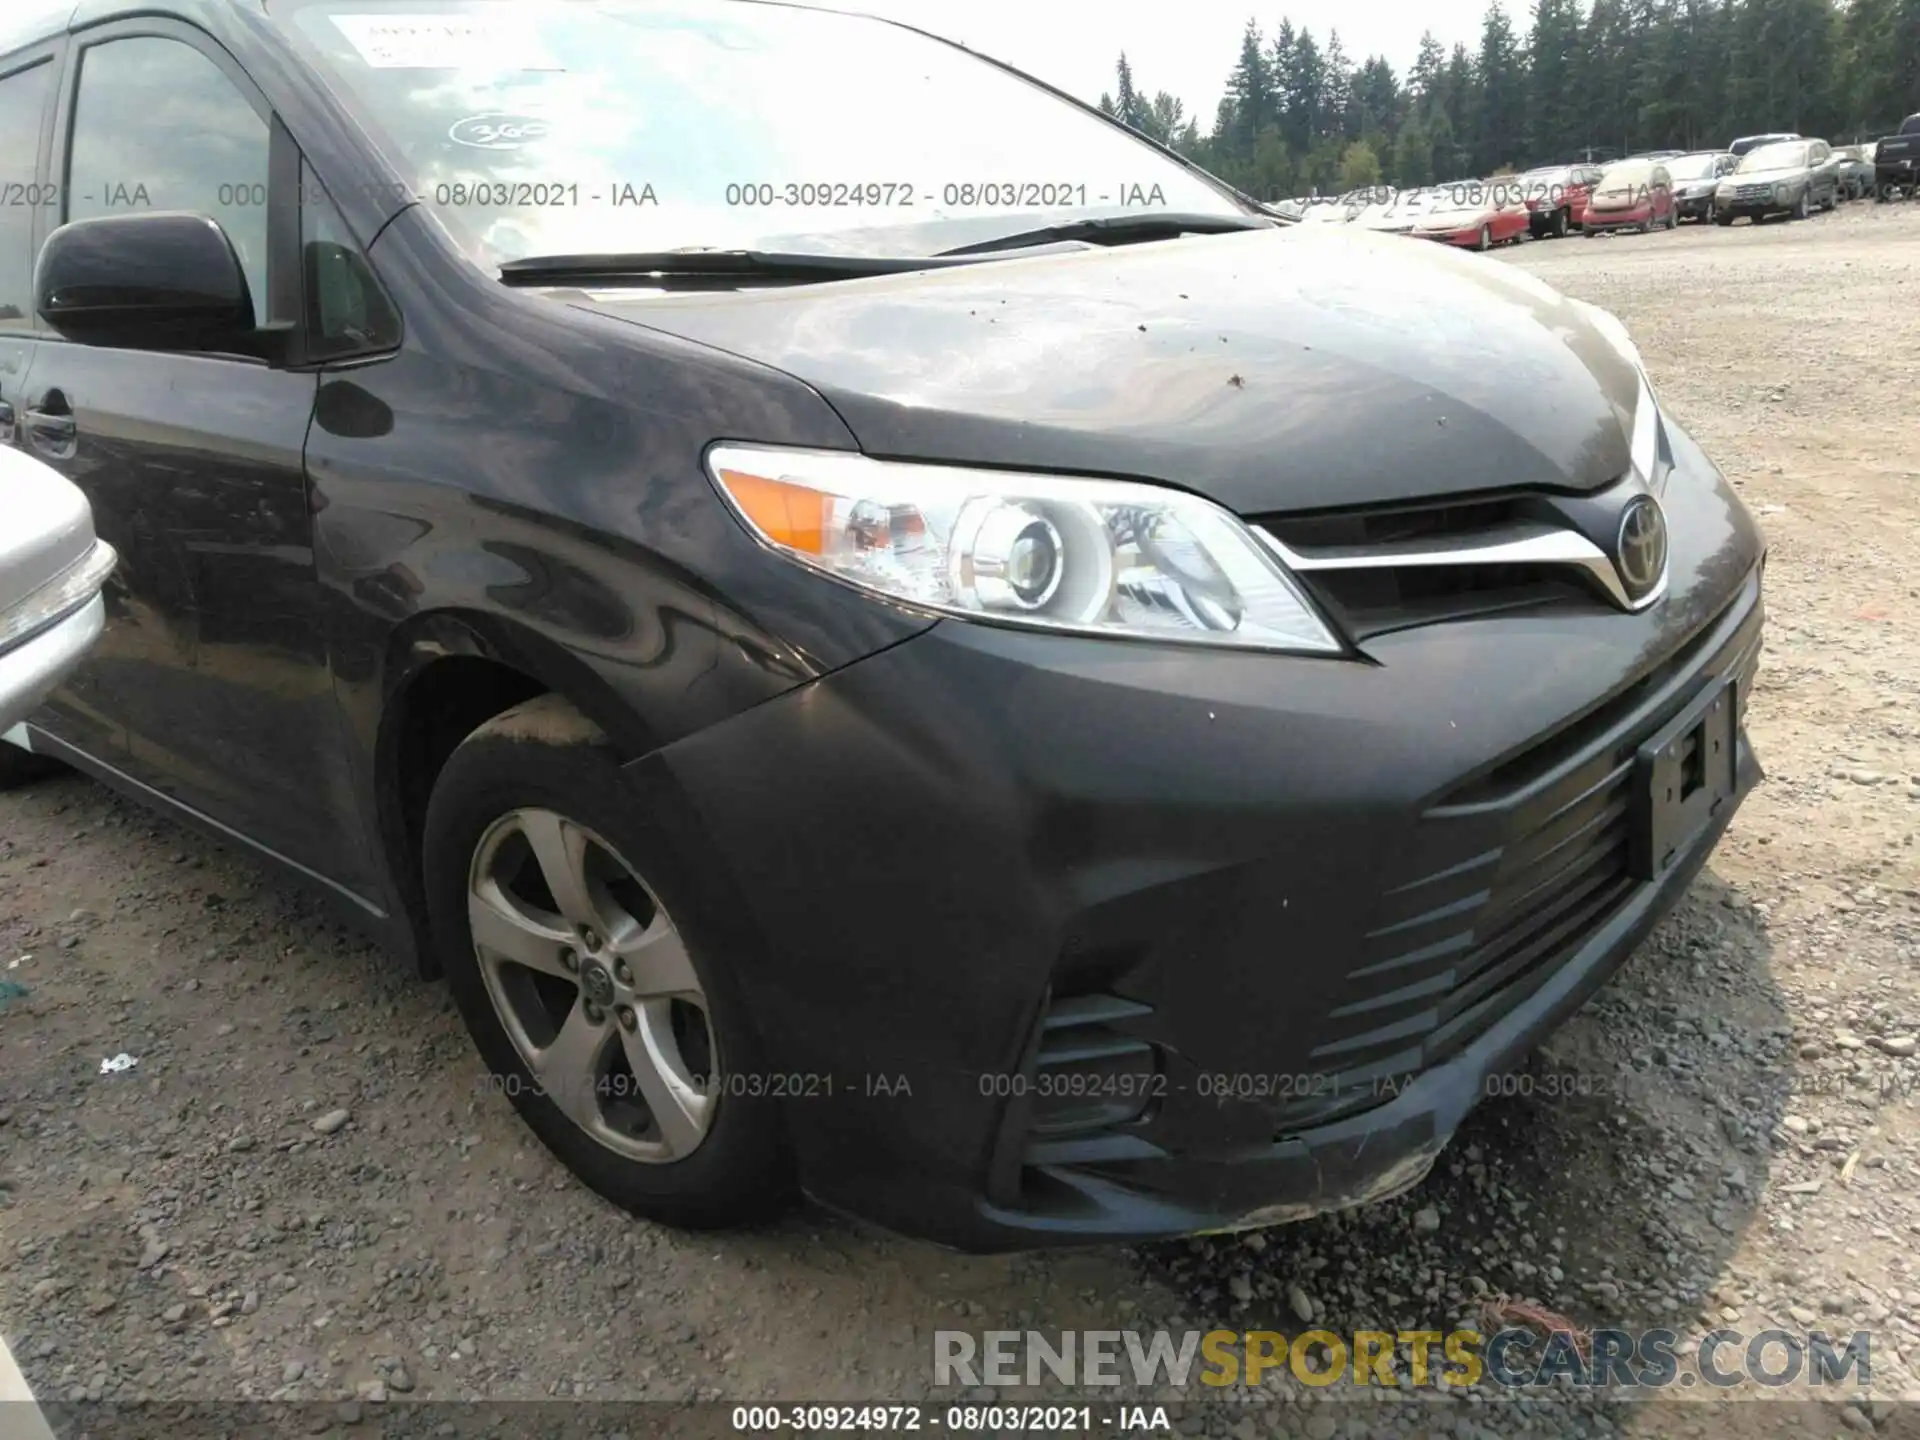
(1276, 578), (1761, 1142)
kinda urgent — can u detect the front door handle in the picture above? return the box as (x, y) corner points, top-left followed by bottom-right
(24, 407), (76, 460)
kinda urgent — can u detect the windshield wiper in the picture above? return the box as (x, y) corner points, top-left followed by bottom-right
(498, 247), (1012, 287)
(934, 211), (1272, 257)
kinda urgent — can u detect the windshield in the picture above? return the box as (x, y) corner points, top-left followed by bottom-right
(1665, 153), (1720, 181)
(268, 0), (1243, 266)
(1738, 142), (1809, 172)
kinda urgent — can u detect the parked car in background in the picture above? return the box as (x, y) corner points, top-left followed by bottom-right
(1352, 187), (1438, 234)
(1412, 180), (1533, 249)
(1293, 199), (1351, 224)
(0, 449), (116, 776)
(1297, 188), (1388, 224)
(1716, 138), (1839, 222)
(1626, 149), (1688, 161)
(1875, 114), (1920, 197)
(1583, 159), (1677, 234)
(1827, 146), (1873, 200)
(1729, 131), (1801, 157)
(1664, 151), (1738, 221)
(1515, 164), (1605, 237)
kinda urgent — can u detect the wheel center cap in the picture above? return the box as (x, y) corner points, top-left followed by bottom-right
(582, 963), (615, 1007)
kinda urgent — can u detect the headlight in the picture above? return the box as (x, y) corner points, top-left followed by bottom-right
(705, 446), (1344, 654)
(1571, 301), (1664, 492)
(1629, 369), (1661, 489)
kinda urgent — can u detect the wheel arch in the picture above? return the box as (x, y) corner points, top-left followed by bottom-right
(374, 609), (658, 977)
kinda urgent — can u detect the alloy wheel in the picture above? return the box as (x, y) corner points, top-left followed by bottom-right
(467, 807), (717, 1163)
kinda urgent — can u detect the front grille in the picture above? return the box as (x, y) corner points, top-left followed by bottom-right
(1273, 578), (1762, 1136)
(1254, 491), (1619, 639)
(1734, 183), (1772, 202)
(1262, 496), (1526, 548)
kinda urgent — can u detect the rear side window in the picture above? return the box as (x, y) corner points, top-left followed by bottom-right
(0, 59), (53, 331)
(65, 36), (271, 316)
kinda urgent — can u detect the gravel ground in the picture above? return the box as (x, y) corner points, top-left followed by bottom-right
(3, 198), (1919, 1440)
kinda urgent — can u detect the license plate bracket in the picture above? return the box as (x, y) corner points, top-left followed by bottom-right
(1629, 679), (1737, 882)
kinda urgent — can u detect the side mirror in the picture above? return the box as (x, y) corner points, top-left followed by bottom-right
(36, 211), (255, 351)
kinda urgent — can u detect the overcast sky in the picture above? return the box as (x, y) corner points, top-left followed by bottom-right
(849, 0), (1495, 122)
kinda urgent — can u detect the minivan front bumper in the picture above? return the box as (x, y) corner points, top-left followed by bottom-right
(639, 426), (1766, 1251)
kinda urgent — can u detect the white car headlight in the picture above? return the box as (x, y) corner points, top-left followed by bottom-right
(705, 446), (1344, 654)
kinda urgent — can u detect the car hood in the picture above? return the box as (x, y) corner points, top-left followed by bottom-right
(570, 227), (1640, 513)
(1725, 166), (1806, 185)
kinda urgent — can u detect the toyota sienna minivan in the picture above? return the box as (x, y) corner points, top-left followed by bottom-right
(0, 0), (1765, 1251)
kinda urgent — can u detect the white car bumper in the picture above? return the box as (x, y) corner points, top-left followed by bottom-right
(0, 541), (116, 735)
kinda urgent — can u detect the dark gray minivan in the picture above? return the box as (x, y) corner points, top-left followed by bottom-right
(0, 0), (1765, 1250)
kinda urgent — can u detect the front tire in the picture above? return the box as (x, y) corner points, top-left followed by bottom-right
(422, 693), (795, 1230)
(1475, 224), (1491, 252)
(1552, 207), (1569, 238)
(1792, 190), (1809, 220)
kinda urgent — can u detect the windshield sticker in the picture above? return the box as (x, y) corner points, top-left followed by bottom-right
(449, 114), (552, 150)
(331, 14), (563, 70)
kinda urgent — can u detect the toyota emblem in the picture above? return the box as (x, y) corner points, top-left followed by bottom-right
(1615, 494), (1668, 600)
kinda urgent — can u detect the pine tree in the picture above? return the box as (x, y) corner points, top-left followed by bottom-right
(1475, 4), (1528, 172)
(1114, 52), (1143, 130)
(1286, 30), (1328, 155)
(1394, 116), (1436, 184)
(1166, 0), (1920, 192)
(1324, 31), (1357, 140)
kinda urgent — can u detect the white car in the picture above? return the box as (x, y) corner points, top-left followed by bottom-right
(0, 445), (116, 770)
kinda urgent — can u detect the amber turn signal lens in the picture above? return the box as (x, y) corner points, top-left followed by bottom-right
(714, 468), (833, 554)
